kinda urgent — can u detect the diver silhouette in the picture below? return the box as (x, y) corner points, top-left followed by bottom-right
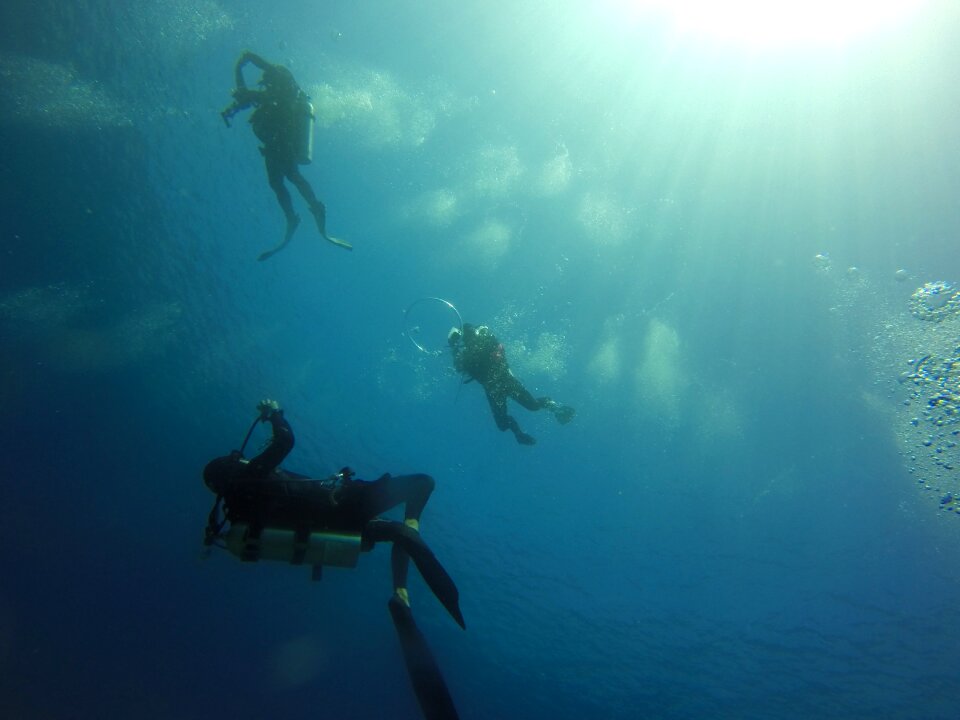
(202, 399), (463, 720)
(221, 50), (352, 260)
(449, 323), (575, 445)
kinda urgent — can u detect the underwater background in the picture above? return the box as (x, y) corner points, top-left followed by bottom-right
(2, 1), (960, 718)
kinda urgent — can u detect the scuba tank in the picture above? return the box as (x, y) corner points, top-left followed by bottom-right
(294, 94), (315, 165)
(225, 523), (362, 568)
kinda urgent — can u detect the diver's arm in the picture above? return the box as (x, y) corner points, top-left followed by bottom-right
(246, 405), (295, 476)
(221, 92), (256, 125)
(241, 51), (271, 72)
(222, 51), (270, 125)
(234, 50), (272, 89)
(222, 58), (263, 126)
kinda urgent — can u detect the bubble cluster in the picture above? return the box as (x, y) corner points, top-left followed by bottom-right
(375, 344), (447, 404)
(900, 349), (960, 511)
(0, 283), (90, 329)
(405, 189), (460, 228)
(507, 331), (569, 382)
(635, 319), (685, 429)
(588, 338), (622, 383)
(0, 283), (180, 372)
(909, 281), (960, 322)
(812, 257), (960, 515)
(0, 54), (132, 129)
(534, 145), (572, 197)
(464, 219), (513, 270)
(310, 69), (459, 149)
(135, 0), (234, 57)
(470, 144), (525, 200)
(577, 191), (632, 246)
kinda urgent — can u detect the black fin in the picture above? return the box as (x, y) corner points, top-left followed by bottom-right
(389, 596), (460, 720)
(367, 521), (466, 629)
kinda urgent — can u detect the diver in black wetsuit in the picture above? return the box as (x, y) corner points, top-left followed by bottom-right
(448, 323), (575, 445)
(221, 50), (352, 260)
(203, 399), (462, 720)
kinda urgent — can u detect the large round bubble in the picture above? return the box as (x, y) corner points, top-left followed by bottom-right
(403, 297), (463, 356)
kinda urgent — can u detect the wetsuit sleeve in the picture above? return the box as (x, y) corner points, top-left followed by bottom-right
(246, 411), (294, 477)
(235, 51), (271, 88)
(223, 53), (268, 123)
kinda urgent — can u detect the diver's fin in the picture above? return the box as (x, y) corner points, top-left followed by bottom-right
(258, 215), (301, 261)
(323, 233), (353, 251)
(366, 521), (465, 629)
(309, 202), (350, 250)
(258, 237), (293, 262)
(389, 595), (460, 720)
(391, 524), (465, 630)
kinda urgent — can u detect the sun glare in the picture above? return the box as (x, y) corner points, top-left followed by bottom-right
(614, 0), (925, 49)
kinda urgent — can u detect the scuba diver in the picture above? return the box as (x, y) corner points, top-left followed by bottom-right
(221, 50), (352, 260)
(448, 324), (575, 445)
(203, 399), (463, 720)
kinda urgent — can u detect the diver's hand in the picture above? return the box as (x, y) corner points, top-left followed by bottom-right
(256, 398), (281, 421)
(231, 88), (255, 104)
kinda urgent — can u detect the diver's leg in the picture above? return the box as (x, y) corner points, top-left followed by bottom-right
(288, 166), (319, 206)
(257, 153), (299, 260)
(360, 473), (435, 524)
(486, 389), (512, 431)
(487, 388), (535, 445)
(360, 473), (435, 606)
(266, 155), (299, 239)
(510, 380), (547, 413)
(531, 394), (576, 424)
(509, 377), (576, 425)
(288, 168), (352, 250)
(287, 167), (324, 231)
(521, 392), (576, 425)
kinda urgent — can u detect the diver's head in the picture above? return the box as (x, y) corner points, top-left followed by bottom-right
(462, 323), (475, 336)
(203, 452), (244, 495)
(447, 326), (462, 347)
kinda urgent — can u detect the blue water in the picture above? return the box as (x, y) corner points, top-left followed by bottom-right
(2, 1), (960, 718)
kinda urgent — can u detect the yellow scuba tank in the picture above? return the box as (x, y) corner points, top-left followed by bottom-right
(295, 95), (315, 165)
